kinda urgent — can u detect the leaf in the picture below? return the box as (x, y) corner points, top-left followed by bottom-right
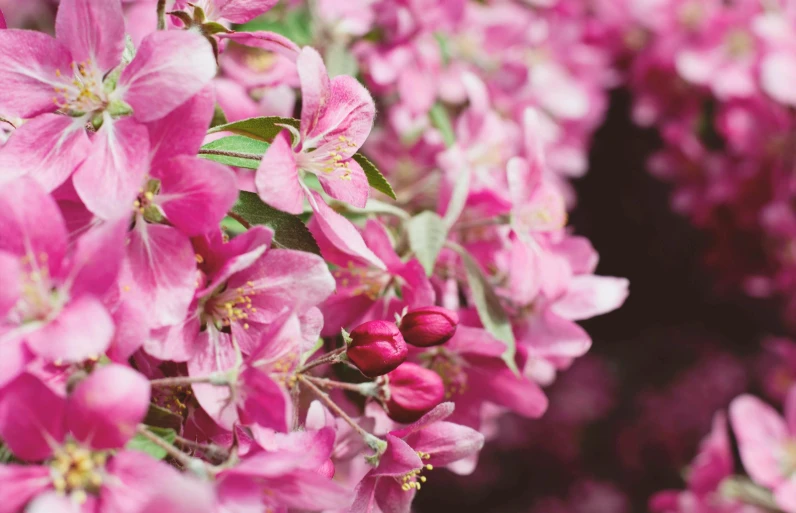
(126, 427), (177, 460)
(208, 116), (300, 142)
(232, 191), (321, 255)
(407, 211), (448, 276)
(442, 155), (472, 229)
(198, 135), (269, 169)
(352, 153), (396, 200)
(451, 242), (518, 374)
(238, 9), (314, 46)
(143, 403), (183, 432)
(429, 103), (455, 148)
(210, 104), (228, 128)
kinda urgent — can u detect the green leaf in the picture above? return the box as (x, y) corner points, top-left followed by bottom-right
(451, 242), (518, 374)
(434, 32), (451, 67)
(210, 104), (228, 128)
(407, 211), (448, 276)
(126, 427), (177, 460)
(198, 135), (269, 169)
(232, 192), (321, 255)
(238, 9), (314, 46)
(429, 103), (455, 148)
(442, 158), (472, 229)
(208, 116), (300, 142)
(352, 153), (396, 200)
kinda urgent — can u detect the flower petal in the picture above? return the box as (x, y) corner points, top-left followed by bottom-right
(158, 155), (239, 236)
(148, 85), (215, 170)
(0, 465), (52, 513)
(0, 30), (71, 118)
(730, 394), (789, 487)
(67, 217), (128, 298)
(55, 0), (125, 73)
(0, 373), (66, 461)
(123, 223), (197, 329)
(317, 157), (369, 208)
(25, 295), (113, 362)
(73, 117), (150, 220)
(551, 275), (629, 321)
(119, 30), (216, 123)
(216, 30), (299, 61)
(0, 114), (90, 192)
(255, 131), (304, 215)
(298, 47), (331, 139)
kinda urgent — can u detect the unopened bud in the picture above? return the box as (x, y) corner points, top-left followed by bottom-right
(383, 363), (445, 424)
(399, 306), (459, 347)
(346, 320), (408, 378)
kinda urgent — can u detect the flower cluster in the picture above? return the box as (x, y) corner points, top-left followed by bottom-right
(0, 0), (627, 512)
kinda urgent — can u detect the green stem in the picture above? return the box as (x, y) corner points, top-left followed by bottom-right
(156, 0), (167, 30)
(198, 148), (263, 161)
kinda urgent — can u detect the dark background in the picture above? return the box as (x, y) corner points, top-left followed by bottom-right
(414, 90), (784, 513)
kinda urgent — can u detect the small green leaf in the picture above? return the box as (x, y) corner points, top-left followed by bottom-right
(232, 192), (321, 255)
(208, 116), (300, 142)
(143, 404), (183, 432)
(352, 153), (396, 200)
(210, 104), (229, 128)
(429, 103), (455, 148)
(407, 211), (448, 276)
(434, 32), (451, 67)
(451, 242), (518, 374)
(126, 427), (177, 460)
(198, 135), (269, 169)
(442, 158), (471, 229)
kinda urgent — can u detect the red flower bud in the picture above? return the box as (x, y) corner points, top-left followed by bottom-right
(383, 363), (445, 423)
(346, 320), (408, 378)
(399, 306), (459, 347)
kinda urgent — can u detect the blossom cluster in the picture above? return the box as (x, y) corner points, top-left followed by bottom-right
(0, 0), (628, 512)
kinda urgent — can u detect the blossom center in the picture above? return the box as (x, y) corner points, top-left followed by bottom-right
(297, 135), (359, 181)
(333, 262), (391, 300)
(725, 30), (754, 58)
(398, 451), (433, 492)
(204, 281), (257, 331)
(13, 253), (63, 324)
(50, 442), (107, 503)
(53, 61), (108, 116)
(428, 350), (468, 399)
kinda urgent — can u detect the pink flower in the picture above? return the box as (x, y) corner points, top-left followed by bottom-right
(730, 387), (796, 512)
(0, 0), (216, 217)
(0, 366), (171, 510)
(350, 403), (484, 513)
(255, 46), (375, 215)
(0, 178), (127, 384)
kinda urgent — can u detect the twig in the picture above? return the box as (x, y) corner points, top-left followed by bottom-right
(156, 0), (167, 30)
(296, 347), (346, 374)
(198, 149), (264, 161)
(149, 375), (222, 387)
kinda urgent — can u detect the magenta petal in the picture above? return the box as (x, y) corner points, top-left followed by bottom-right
(26, 492), (82, 513)
(309, 75), (376, 155)
(68, 364), (150, 449)
(0, 114), (90, 192)
(0, 177), (68, 274)
(148, 85), (215, 171)
(403, 421), (484, 468)
(0, 30), (71, 118)
(0, 252), (20, 318)
(298, 47), (331, 138)
(551, 276), (629, 321)
(73, 118), (150, 220)
(158, 155), (239, 236)
(216, 0), (278, 23)
(102, 450), (192, 513)
(0, 332), (32, 389)
(307, 191), (385, 270)
(67, 218), (127, 298)
(25, 295), (113, 362)
(0, 465), (52, 513)
(518, 309), (591, 359)
(189, 328), (239, 430)
(373, 434), (422, 476)
(730, 394), (789, 487)
(317, 157), (369, 208)
(119, 30), (216, 123)
(106, 298), (148, 363)
(255, 131), (304, 215)
(350, 476), (380, 513)
(135, 473), (216, 513)
(217, 31), (299, 61)
(0, 373), (66, 461)
(239, 368), (290, 432)
(465, 355), (548, 418)
(0, 10), (5, 29)
(124, 223), (197, 329)
(55, 0), (125, 73)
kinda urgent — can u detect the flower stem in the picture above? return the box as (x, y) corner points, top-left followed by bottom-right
(298, 375), (386, 456)
(226, 211), (251, 229)
(156, 0), (166, 30)
(149, 375), (225, 387)
(297, 347), (346, 374)
(304, 375), (376, 394)
(174, 435), (229, 460)
(136, 425), (199, 470)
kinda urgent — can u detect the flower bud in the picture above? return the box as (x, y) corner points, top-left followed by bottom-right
(383, 363), (445, 423)
(399, 306), (459, 347)
(346, 320), (408, 378)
